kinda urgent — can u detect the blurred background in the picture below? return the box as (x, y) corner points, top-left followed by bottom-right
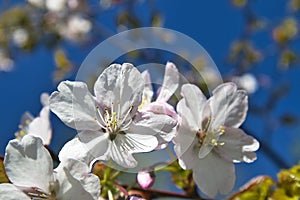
(0, 0), (300, 198)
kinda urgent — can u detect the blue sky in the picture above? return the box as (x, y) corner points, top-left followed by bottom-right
(0, 0), (299, 195)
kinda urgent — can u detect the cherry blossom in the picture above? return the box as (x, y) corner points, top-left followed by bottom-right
(50, 63), (176, 168)
(139, 62), (179, 149)
(173, 82), (259, 197)
(15, 93), (52, 145)
(0, 135), (100, 200)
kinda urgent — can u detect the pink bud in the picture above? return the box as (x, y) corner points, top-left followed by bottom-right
(137, 170), (155, 190)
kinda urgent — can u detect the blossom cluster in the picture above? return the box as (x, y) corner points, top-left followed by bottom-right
(0, 62), (259, 199)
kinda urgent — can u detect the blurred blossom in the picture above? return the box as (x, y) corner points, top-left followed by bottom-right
(46, 0), (67, 12)
(232, 0), (247, 7)
(67, 0), (79, 9)
(231, 73), (258, 94)
(100, 0), (113, 9)
(27, 0), (45, 8)
(59, 15), (92, 41)
(100, 0), (122, 9)
(273, 18), (298, 44)
(290, 0), (300, 11)
(279, 49), (298, 68)
(0, 51), (14, 72)
(12, 28), (29, 48)
(68, 15), (92, 35)
(229, 41), (262, 68)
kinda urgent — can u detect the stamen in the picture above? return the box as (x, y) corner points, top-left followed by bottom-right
(211, 139), (218, 146)
(94, 118), (106, 130)
(117, 103), (121, 120)
(219, 126), (225, 135)
(111, 102), (114, 116)
(96, 103), (134, 141)
(118, 105), (134, 126)
(121, 118), (132, 131)
(105, 109), (110, 123)
(19, 186), (50, 199)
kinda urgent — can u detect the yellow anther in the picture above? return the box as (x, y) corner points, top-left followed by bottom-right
(219, 126), (225, 135)
(211, 139), (218, 146)
(20, 130), (26, 136)
(219, 142), (225, 146)
(25, 119), (31, 125)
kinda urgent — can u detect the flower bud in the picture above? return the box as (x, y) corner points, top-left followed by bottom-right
(137, 170), (155, 190)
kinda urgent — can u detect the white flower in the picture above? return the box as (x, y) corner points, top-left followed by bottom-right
(12, 28), (29, 47)
(139, 62), (179, 149)
(15, 93), (52, 145)
(58, 15), (92, 42)
(173, 82), (259, 197)
(50, 63), (176, 168)
(46, 0), (67, 12)
(27, 0), (45, 8)
(0, 135), (100, 200)
(0, 51), (13, 72)
(68, 15), (92, 35)
(231, 73), (258, 94)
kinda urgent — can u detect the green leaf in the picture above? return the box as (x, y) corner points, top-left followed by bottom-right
(163, 160), (197, 197)
(53, 49), (73, 82)
(0, 158), (9, 183)
(277, 164), (300, 197)
(271, 188), (299, 200)
(229, 176), (275, 200)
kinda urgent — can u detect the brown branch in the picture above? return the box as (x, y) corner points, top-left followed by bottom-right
(124, 185), (211, 200)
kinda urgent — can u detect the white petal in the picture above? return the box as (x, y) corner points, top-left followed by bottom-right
(109, 138), (138, 168)
(121, 133), (158, 153)
(173, 118), (197, 170)
(0, 184), (31, 200)
(215, 127), (259, 163)
(193, 152), (235, 197)
(77, 130), (110, 162)
(129, 112), (176, 147)
(55, 159), (100, 200)
(140, 70), (153, 107)
(154, 126), (176, 150)
(27, 105), (52, 145)
(176, 99), (198, 131)
(50, 81), (99, 131)
(144, 101), (178, 120)
(198, 144), (214, 159)
(156, 62), (179, 102)
(4, 135), (53, 193)
(179, 84), (207, 128)
(198, 105), (218, 159)
(209, 82), (248, 128)
(40, 93), (50, 106)
(94, 63), (144, 115)
(59, 137), (95, 166)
